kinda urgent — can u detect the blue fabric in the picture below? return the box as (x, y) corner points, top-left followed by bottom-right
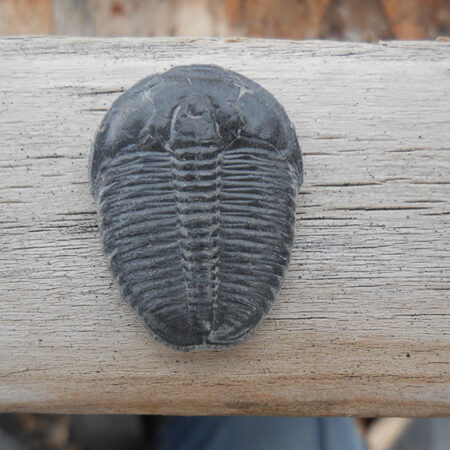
(154, 416), (366, 450)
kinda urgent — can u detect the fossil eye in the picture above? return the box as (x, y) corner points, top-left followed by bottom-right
(90, 64), (303, 351)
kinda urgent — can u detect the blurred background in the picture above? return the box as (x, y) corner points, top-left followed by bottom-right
(0, 0), (449, 449)
(0, 0), (449, 40)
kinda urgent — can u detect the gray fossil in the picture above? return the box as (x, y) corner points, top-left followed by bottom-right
(90, 65), (302, 351)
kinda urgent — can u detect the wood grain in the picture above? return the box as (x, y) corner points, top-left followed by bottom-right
(0, 37), (449, 416)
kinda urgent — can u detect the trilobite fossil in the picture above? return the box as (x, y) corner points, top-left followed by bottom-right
(90, 65), (303, 351)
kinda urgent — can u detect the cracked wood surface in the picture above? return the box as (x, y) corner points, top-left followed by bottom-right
(0, 37), (449, 416)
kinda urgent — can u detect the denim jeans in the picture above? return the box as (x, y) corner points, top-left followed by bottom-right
(154, 416), (366, 450)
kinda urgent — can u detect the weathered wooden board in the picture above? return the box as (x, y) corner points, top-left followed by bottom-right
(0, 37), (449, 416)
